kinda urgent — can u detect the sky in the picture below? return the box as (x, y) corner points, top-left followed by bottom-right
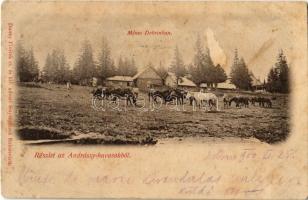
(4, 1), (305, 80)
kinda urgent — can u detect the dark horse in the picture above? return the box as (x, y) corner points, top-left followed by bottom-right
(229, 96), (249, 108)
(148, 88), (187, 105)
(92, 87), (138, 106)
(249, 97), (258, 106)
(249, 96), (272, 108)
(257, 97), (272, 108)
(222, 94), (233, 108)
(170, 89), (187, 105)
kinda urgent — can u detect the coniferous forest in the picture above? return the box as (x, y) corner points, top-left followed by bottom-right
(16, 36), (289, 93)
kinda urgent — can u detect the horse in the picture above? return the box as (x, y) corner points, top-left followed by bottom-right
(263, 98), (272, 108)
(249, 97), (258, 106)
(186, 91), (219, 111)
(256, 97), (272, 108)
(110, 88), (138, 106)
(229, 96), (249, 108)
(169, 89), (188, 105)
(92, 87), (137, 106)
(222, 94), (233, 108)
(148, 89), (187, 105)
(148, 89), (172, 104)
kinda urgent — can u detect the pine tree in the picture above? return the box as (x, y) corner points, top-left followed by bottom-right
(203, 48), (216, 87)
(266, 67), (279, 92)
(73, 40), (96, 85)
(230, 49), (239, 85)
(190, 37), (226, 87)
(124, 57), (131, 76)
(239, 58), (252, 90)
(97, 37), (114, 80)
(230, 50), (252, 90)
(213, 64), (227, 86)
(110, 60), (116, 76)
(232, 49), (240, 68)
(16, 41), (39, 82)
(16, 41), (28, 82)
(190, 36), (205, 86)
(117, 56), (125, 76)
(276, 50), (289, 93)
(156, 61), (168, 83)
(128, 57), (138, 76)
(117, 56), (138, 76)
(57, 50), (70, 83)
(266, 50), (289, 93)
(194, 35), (204, 69)
(43, 53), (52, 81)
(44, 49), (70, 83)
(27, 48), (39, 81)
(169, 46), (186, 86)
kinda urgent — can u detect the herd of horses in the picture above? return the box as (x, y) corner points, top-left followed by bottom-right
(91, 87), (273, 111)
(223, 94), (272, 108)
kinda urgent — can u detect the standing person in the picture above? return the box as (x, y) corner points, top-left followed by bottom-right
(132, 87), (139, 105)
(92, 77), (98, 87)
(132, 87), (139, 98)
(66, 81), (72, 90)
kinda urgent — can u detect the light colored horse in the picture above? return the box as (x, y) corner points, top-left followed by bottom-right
(186, 91), (219, 111)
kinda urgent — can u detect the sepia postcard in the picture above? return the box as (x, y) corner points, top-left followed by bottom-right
(1, 1), (308, 199)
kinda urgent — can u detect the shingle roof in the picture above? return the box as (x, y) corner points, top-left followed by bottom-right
(217, 80), (236, 89)
(167, 72), (197, 87)
(200, 79), (236, 89)
(132, 66), (160, 80)
(106, 76), (133, 82)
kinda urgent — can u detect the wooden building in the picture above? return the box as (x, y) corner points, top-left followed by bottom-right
(251, 74), (264, 91)
(105, 76), (134, 88)
(165, 72), (197, 91)
(199, 78), (236, 91)
(217, 79), (236, 90)
(132, 67), (163, 91)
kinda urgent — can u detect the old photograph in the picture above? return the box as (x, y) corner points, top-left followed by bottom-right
(14, 2), (290, 146)
(2, 1), (307, 199)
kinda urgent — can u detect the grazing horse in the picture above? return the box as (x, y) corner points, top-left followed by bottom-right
(229, 96), (249, 108)
(222, 94), (233, 108)
(110, 88), (138, 106)
(256, 97), (272, 108)
(148, 89), (187, 105)
(148, 89), (172, 104)
(92, 87), (137, 106)
(263, 98), (272, 108)
(249, 97), (258, 106)
(186, 91), (219, 111)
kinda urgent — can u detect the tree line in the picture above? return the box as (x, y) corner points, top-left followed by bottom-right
(16, 38), (137, 86)
(230, 49), (253, 90)
(16, 42), (39, 82)
(265, 50), (289, 93)
(15, 37), (289, 93)
(155, 36), (228, 88)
